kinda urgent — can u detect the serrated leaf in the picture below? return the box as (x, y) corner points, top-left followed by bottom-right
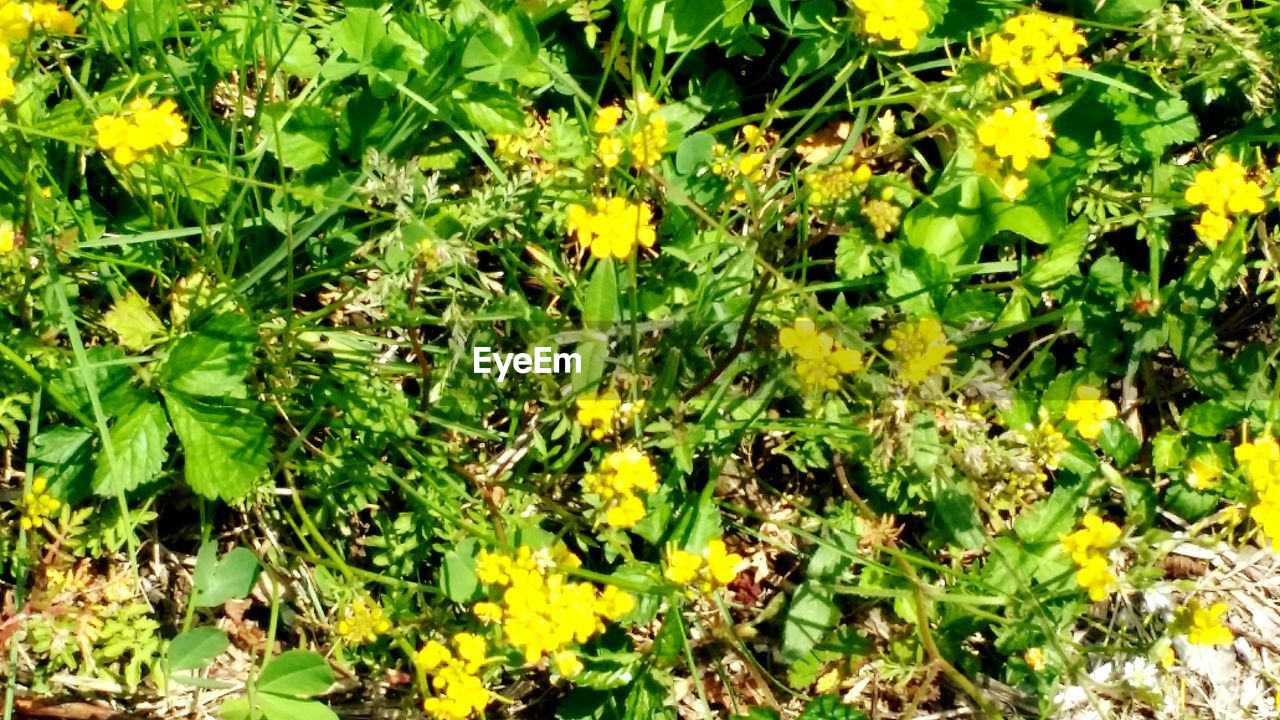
(161, 315), (258, 398)
(257, 651), (333, 698)
(93, 399), (170, 495)
(169, 627), (230, 672)
(165, 391), (270, 501)
(835, 228), (875, 281)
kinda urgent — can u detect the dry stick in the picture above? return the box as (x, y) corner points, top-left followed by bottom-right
(833, 454), (1001, 719)
(405, 264), (433, 413)
(680, 269), (773, 403)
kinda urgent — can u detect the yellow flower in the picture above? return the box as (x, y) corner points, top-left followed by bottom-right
(705, 539), (743, 586)
(472, 547), (634, 673)
(1024, 647), (1047, 671)
(19, 476), (60, 531)
(1186, 454), (1224, 490)
(1235, 434), (1280, 489)
(473, 601), (504, 624)
(576, 390), (621, 440)
(852, 0), (929, 50)
(814, 668), (841, 694)
(805, 157), (873, 206)
(664, 549), (703, 585)
(334, 597), (391, 645)
(453, 632), (487, 674)
(28, 1), (75, 32)
(415, 640), (452, 672)
(664, 538), (742, 596)
(1059, 513), (1121, 565)
(0, 219), (15, 253)
(634, 91), (659, 115)
(0, 45), (14, 104)
(977, 100), (1053, 173)
(1074, 554), (1117, 601)
(1182, 601), (1233, 646)
(629, 115), (667, 169)
(883, 317), (955, 385)
(553, 650), (583, 678)
(984, 12), (1087, 91)
(596, 135), (623, 169)
(594, 584), (635, 620)
(778, 318), (864, 392)
(605, 494), (646, 529)
(1157, 642), (1177, 669)
(102, 0), (126, 9)
(1064, 385), (1117, 440)
(566, 196), (658, 260)
(94, 97), (189, 166)
(592, 105), (623, 134)
(583, 446), (659, 529)
(1185, 155), (1266, 245)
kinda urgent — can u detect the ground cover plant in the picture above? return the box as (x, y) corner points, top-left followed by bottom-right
(2, 0), (1280, 718)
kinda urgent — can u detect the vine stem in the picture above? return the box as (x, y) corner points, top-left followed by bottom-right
(834, 454), (1001, 719)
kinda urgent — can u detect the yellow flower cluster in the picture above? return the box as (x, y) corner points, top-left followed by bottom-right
(566, 196), (658, 260)
(1179, 600), (1233, 646)
(778, 318), (864, 392)
(976, 100), (1052, 201)
(1060, 513), (1121, 601)
(985, 12), (1086, 92)
(711, 124), (771, 204)
(581, 447), (659, 528)
(861, 190), (902, 238)
(852, 0), (929, 50)
(883, 317), (955, 385)
(663, 539), (744, 596)
(20, 476), (60, 531)
(575, 390), (644, 440)
(1017, 408), (1069, 477)
(1023, 647), (1047, 671)
(1236, 434), (1280, 548)
(94, 97), (190, 166)
(0, 0), (77, 102)
(415, 633), (490, 720)
(1064, 385), (1117, 440)
(335, 597), (391, 645)
(591, 92), (668, 171)
(804, 157), (873, 206)
(473, 546), (634, 676)
(1184, 154), (1267, 245)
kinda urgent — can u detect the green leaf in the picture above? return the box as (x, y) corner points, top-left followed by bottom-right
(256, 695), (339, 720)
(193, 543), (260, 608)
(574, 653), (643, 690)
(256, 651), (334, 698)
(164, 391), (271, 502)
(1152, 430), (1187, 473)
(782, 581), (838, 665)
(835, 227), (876, 281)
(93, 399), (170, 495)
(261, 105), (336, 172)
(160, 314), (258, 399)
(932, 484), (985, 550)
(441, 538), (480, 603)
(101, 292), (167, 351)
(1099, 420), (1141, 467)
(168, 627), (230, 672)
(1023, 219), (1089, 290)
(1183, 401), (1243, 437)
(330, 8), (387, 67)
(623, 668), (675, 720)
(582, 260), (619, 327)
(675, 132), (715, 175)
(461, 11), (539, 84)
